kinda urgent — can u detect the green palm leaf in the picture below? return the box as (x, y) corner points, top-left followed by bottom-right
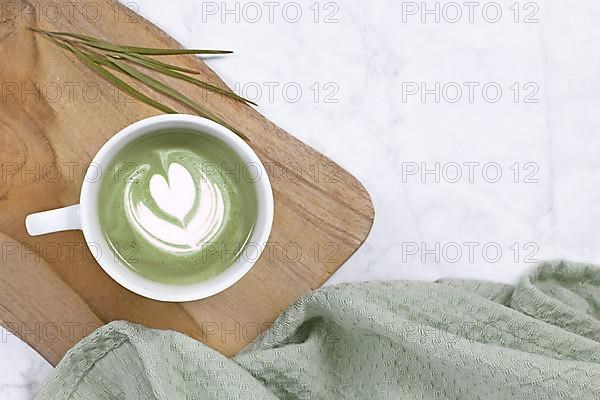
(32, 28), (250, 141)
(35, 29), (231, 55)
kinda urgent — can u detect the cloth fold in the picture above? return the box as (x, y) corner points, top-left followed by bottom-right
(37, 260), (600, 399)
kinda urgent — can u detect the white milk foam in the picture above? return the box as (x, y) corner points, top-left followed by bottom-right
(124, 162), (225, 254)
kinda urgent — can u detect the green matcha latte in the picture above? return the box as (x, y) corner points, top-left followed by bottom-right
(98, 129), (258, 285)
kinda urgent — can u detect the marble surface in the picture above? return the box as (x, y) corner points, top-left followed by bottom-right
(4, 0), (600, 397)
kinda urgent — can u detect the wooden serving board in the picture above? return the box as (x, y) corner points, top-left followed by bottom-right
(0, 0), (374, 365)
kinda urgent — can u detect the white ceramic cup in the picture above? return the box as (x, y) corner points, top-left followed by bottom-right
(25, 114), (274, 302)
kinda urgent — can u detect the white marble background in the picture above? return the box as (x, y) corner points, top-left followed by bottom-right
(4, 0), (600, 397)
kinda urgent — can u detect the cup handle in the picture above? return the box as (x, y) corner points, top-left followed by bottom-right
(25, 204), (82, 236)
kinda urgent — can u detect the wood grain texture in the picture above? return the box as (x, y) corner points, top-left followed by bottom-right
(0, 0), (374, 365)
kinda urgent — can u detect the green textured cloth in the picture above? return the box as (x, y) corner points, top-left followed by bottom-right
(37, 260), (600, 399)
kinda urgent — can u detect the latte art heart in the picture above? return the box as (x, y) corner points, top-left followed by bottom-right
(149, 163), (196, 222)
(125, 162), (225, 253)
(98, 129), (258, 285)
